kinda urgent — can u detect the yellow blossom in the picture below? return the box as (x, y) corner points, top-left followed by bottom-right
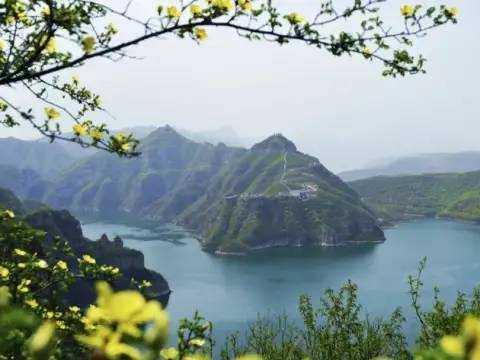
(3, 209), (15, 219)
(238, 0), (252, 11)
(160, 347), (179, 360)
(17, 279), (31, 293)
(56, 320), (67, 330)
(106, 23), (118, 34)
(111, 267), (120, 275)
(400, 5), (415, 17)
(14, 248), (27, 256)
(81, 36), (96, 54)
(44, 107), (60, 120)
(81, 254), (96, 264)
(440, 335), (465, 358)
(45, 37), (57, 54)
(361, 47), (372, 58)
(121, 143), (131, 152)
(29, 322), (55, 353)
(25, 298), (39, 308)
(285, 12), (306, 25)
(73, 123), (88, 137)
(69, 305), (80, 313)
(446, 7), (459, 17)
(90, 129), (104, 142)
(36, 259), (48, 269)
(0, 39), (6, 51)
(78, 282), (169, 356)
(189, 338), (206, 347)
(18, 263), (26, 269)
(56, 260), (68, 270)
(190, 4), (203, 17)
(462, 315), (480, 338)
(194, 27), (208, 41)
(166, 6), (181, 18)
(46, 311), (54, 319)
(41, 6), (51, 17)
(141, 280), (152, 288)
(210, 0), (234, 12)
(0, 266), (9, 278)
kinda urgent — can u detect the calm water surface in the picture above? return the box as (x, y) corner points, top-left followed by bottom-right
(82, 219), (480, 345)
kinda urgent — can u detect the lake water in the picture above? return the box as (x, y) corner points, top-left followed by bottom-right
(82, 219), (480, 347)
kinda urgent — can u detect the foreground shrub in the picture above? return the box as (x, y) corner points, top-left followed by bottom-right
(221, 281), (410, 360)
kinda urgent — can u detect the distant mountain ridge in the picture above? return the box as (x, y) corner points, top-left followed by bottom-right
(0, 137), (76, 179)
(339, 152), (480, 181)
(349, 171), (480, 223)
(28, 127), (384, 254)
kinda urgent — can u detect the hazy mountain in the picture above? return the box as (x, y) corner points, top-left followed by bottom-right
(339, 152), (480, 181)
(349, 171), (480, 223)
(0, 137), (76, 179)
(0, 164), (49, 200)
(43, 126), (384, 254)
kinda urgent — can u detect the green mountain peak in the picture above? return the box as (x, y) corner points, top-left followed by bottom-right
(251, 133), (297, 152)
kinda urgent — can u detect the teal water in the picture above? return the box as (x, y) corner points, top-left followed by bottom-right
(82, 219), (480, 345)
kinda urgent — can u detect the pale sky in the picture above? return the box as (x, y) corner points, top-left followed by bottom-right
(3, 0), (478, 172)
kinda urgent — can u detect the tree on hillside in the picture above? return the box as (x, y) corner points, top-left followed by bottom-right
(0, 0), (458, 156)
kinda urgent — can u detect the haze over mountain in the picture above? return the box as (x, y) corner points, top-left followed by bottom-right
(338, 152), (480, 181)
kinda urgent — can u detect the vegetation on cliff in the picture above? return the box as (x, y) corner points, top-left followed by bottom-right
(0, 188), (170, 307)
(349, 171), (480, 223)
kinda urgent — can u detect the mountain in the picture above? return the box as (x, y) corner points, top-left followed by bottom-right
(43, 127), (384, 254)
(339, 152), (480, 181)
(0, 164), (49, 200)
(0, 187), (170, 306)
(0, 137), (76, 179)
(349, 171), (480, 223)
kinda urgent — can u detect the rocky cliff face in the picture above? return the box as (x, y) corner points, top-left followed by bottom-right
(0, 192), (171, 306)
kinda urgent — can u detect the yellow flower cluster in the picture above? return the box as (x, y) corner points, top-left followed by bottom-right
(73, 123), (88, 136)
(238, 0), (252, 12)
(0, 266), (9, 279)
(29, 321), (56, 354)
(76, 282), (169, 359)
(190, 4), (202, 17)
(166, 5), (181, 18)
(441, 316), (480, 358)
(194, 27), (208, 41)
(112, 133), (132, 153)
(100, 264), (120, 275)
(209, 0), (234, 12)
(285, 12), (306, 25)
(446, 7), (459, 18)
(400, 5), (415, 17)
(81, 254), (96, 264)
(17, 279), (31, 293)
(1, 209), (15, 219)
(45, 37), (57, 54)
(44, 107), (61, 120)
(55, 260), (68, 271)
(81, 36), (96, 54)
(361, 47), (372, 58)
